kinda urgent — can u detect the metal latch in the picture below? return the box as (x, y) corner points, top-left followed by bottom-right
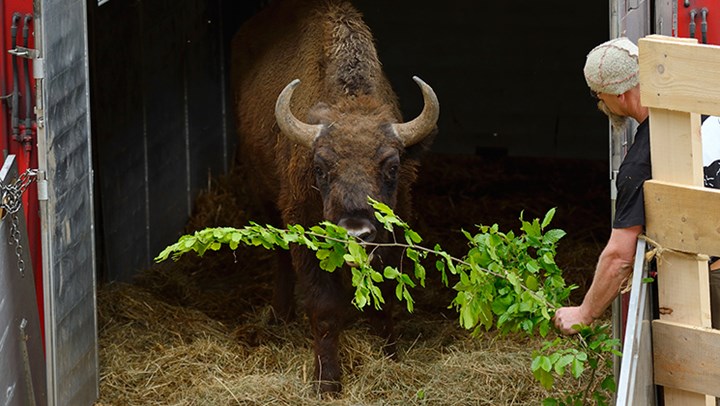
(7, 46), (39, 59)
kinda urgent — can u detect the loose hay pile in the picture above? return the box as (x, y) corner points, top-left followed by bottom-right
(96, 153), (611, 405)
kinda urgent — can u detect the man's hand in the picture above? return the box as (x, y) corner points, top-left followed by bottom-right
(553, 306), (594, 335)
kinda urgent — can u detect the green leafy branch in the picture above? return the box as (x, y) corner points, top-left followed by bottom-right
(156, 198), (619, 404)
(156, 199), (570, 329)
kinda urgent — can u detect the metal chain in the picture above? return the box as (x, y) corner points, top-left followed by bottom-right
(11, 213), (25, 275)
(1, 168), (38, 277)
(1, 168), (38, 215)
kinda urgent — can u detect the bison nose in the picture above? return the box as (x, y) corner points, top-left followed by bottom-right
(338, 217), (377, 242)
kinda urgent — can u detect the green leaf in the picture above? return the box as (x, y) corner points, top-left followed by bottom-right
(540, 355), (552, 372)
(538, 320), (551, 337)
(383, 266), (400, 280)
(348, 241), (365, 261)
(554, 354), (573, 375)
(183, 237), (197, 249)
(533, 367), (554, 390)
(541, 208), (556, 229)
(460, 303), (477, 329)
(405, 229), (422, 244)
(507, 272), (520, 291)
(526, 275), (539, 291)
(354, 289), (368, 309)
(570, 358), (585, 379)
(601, 375), (616, 391)
(370, 270), (384, 283)
(521, 217), (541, 238)
(531, 356), (543, 373)
(402, 288), (415, 312)
(543, 229), (566, 244)
(478, 301), (493, 330)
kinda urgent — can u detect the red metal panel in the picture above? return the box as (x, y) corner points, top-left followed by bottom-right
(676, 0), (720, 45)
(1, 0), (43, 341)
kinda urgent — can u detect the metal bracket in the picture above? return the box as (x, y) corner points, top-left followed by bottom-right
(8, 46), (39, 59)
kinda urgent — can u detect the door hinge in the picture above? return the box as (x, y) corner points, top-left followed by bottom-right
(37, 172), (48, 201)
(33, 57), (44, 79)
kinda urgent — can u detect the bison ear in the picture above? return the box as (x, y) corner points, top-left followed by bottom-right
(306, 102), (333, 125)
(404, 125), (437, 160)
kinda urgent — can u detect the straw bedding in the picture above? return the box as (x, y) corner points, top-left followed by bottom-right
(96, 153), (611, 405)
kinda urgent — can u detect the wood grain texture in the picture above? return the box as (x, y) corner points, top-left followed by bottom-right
(647, 109), (703, 186)
(639, 36), (720, 117)
(653, 320), (720, 398)
(644, 180), (720, 257)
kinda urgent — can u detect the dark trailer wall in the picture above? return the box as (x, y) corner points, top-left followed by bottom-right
(88, 0), (608, 282)
(88, 0), (255, 282)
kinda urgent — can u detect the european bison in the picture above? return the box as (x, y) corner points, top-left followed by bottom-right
(231, 0), (439, 393)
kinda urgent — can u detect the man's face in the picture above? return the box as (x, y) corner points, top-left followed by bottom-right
(593, 92), (630, 134)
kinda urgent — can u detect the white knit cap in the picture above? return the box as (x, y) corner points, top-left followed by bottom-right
(583, 37), (639, 95)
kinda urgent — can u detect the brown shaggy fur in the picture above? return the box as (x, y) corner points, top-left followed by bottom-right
(231, 0), (436, 394)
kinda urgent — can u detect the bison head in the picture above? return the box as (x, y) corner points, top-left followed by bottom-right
(275, 77), (439, 242)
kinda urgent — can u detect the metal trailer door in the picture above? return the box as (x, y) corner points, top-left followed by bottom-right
(34, 0), (99, 404)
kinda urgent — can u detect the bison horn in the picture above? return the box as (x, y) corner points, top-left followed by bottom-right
(275, 79), (323, 148)
(391, 76), (440, 147)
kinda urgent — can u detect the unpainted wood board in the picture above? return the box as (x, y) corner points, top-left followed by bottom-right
(644, 180), (720, 257)
(663, 388), (715, 406)
(639, 36), (720, 116)
(656, 251), (712, 327)
(648, 109), (703, 186)
(652, 319), (720, 398)
(644, 34), (698, 45)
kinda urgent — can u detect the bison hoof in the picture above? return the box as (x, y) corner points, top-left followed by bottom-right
(261, 305), (294, 325)
(315, 379), (342, 395)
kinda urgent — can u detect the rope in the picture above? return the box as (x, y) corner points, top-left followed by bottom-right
(638, 234), (711, 264)
(620, 235), (711, 294)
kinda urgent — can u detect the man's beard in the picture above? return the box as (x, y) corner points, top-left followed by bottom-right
(597, 100), (631, 135)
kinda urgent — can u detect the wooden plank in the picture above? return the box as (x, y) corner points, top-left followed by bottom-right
(652, 320), (720, 398)
(643, 34), (698, 45)
(656, 252), (712, 327)
(639, 36), (720, 116)
(644, 180), (720, 257)
(648, 109), (703, 185)
(654, 252), (714, 405)
(664, 388), (717, 406)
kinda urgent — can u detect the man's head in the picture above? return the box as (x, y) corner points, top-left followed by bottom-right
(583, 37), (639, 132)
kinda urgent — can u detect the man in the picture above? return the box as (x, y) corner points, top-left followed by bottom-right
(553, 37), (720, 335)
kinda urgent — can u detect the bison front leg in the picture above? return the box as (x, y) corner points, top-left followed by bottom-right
(311, 315), (343, 394)
(368, 298), (397, 359)
(304, 276), (350, 394)
(271, 250), (295, 322)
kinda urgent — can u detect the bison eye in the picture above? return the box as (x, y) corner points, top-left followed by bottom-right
(313, 165), (327, 183)
(384, 164), (399, 182)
